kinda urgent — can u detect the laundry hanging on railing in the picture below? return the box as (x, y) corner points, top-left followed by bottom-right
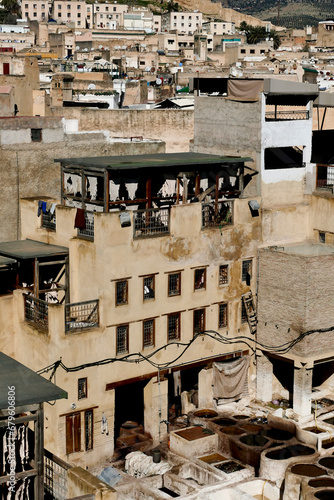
(74, 208), (86, 230)
(213, 355), (250, 401)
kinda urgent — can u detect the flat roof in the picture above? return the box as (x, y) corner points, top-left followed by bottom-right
(0, 255), (16, 268)
(55, 152), (253, 171)
(0, 352), (67, 409)
(271, 242), (334, 257)
(0, 239), (68, 260)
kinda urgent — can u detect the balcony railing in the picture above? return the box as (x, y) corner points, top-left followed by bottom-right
(78, 211), (94, 240)
(202, 200), (234, 228)
(24, 294), (49, 331)
(65, 299), (99, 332)
(133, 208), (170, 238)
(42, 211), (56, 231)
(316, 164), (334, 192)
(44, 449), (70, 500)
(265, 110), (309, 121)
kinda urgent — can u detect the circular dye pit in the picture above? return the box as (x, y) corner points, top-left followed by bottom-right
(213, 418), (236, 427)
(193, 409), (218, 419)
(240, 434), (269, 447)
(309, 478), (334, 488)
(291, 464), (327, 477)
(319, 457), (334, 470)
(233, 415), (250, 420)
(304, 427), (326, 435)
(240, 424), (263, 433)
(314, 490), (334, 499)
(266, 444), (314, 461)
(264, 428), (294, 441)
(220, 427), (244, 436)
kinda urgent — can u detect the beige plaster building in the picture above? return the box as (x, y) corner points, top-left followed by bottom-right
(22, 0), (51, 22)
(53, 0), (89, 29)
(94, 2), (128, 29)
(161, 11), (203, 35)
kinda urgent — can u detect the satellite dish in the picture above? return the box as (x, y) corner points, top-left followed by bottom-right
(122, 45), (127, 50)
(156, 78), (162, 85)
(98, 45), (103, 49)
(88, 83), (96, 90)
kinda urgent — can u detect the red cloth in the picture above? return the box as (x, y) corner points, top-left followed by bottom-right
(75, 208), (86, 229)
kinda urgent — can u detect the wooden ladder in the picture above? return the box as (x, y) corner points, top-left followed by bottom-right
(242, 291), (257, 335)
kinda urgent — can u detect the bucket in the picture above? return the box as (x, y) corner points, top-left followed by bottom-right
(153, 449), (161, 463)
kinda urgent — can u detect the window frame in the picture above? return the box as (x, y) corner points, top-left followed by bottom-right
(168, 272), (181, 297)
(219, 264), (229, 286)
(116, 324), (129, 354)
(85, 409), (93, 451)
(218, 302), (228, 329)
(242, 259), (253, 283)
(115, 279), (128, 306)
(193, 308), (205, 336)
(31, 128), (42, 142)
(78, 377), (87, 400)
(194, 268), (206, 291)
(143, 275), (155, 301)
(143, 318), (155, 348)
(167, 312), (181, 342)
(241, 299), (248, 324)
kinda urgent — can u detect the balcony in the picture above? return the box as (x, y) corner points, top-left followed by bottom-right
(265, 110), (309, 121)
(133, 207), (170, 238)
(44, 449), (70, 500)
(24, 294), (49, 331)
(202, 200), (233, 229)
(42, 211), (56, 231)
(316, 164), (334, 193)
(78, 211), (94, 240)
(65, 299), (99, 332)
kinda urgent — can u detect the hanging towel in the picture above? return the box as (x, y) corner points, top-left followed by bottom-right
(101, 412), (109, 435)
(213, 356), (250, 400)
(50, 203), (57, 215)
(37, 200), (43, 217)
(75, 208), (86, 229)
(42, 201), (47, 214)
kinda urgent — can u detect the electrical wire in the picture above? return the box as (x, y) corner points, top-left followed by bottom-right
(36, 323), (334, 378)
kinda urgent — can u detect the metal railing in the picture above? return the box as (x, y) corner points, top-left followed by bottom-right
(316, 164), (334, 192)
(133, 208), (170, 238)
(65, 299), (99, 332)
(42, 211), (56, 231)
(24, 294), (49, 331)
(44, 449), (70, 500)
(78, 212), (94, 240)
(265, 110), (309, 121)
(202, 200), (234, 228)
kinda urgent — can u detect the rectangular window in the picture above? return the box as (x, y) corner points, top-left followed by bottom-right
(78, 377), (87, 399)
(3, 63), (9, 75)
(241, 299), (248, 324)
(143, 275), (155, 301)
(194, 309), (205, 335)
(168, 272), (181, 296)
(77, 4), (81, 8)
(67, 12), (70, 17)
(77, 12), (81, 17)
(242, 259), (252, 283)
(143, 319), (154, 348)
(250, 49), (255, 54)
(218, 303), (228, 329)
(319, 231), (326, 243)
(67, 4), (71, 8)
(194, 268), (206, 290)
(33, 12), (37, 16)
(219, 264), (228, 285)
(31, 128), (42, 142)
(66, 413), (81, 454)
(168, 312), (180, 341)
(58, 4), (61, 8)
(116, 324), (129, 354)
(116, 280), (128, 305)
(85, 410), (93, 451)
(241, 49), (246, 54)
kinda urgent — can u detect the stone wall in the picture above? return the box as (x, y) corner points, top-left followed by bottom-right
(0, 116), (165, 241)
(48, 107), (194, 153)
(257, 247), (334, 360)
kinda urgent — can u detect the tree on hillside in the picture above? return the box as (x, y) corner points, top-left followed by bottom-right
(239, 22), (281, 50)
(1, 0), (20, 17)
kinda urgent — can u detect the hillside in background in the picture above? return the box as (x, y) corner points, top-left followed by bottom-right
(224, 0), (334, 28)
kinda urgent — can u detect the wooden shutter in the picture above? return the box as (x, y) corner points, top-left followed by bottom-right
(66, 413), (81, 454)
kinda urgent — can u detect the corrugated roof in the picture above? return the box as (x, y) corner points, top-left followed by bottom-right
(0, 239), (68, 260)
(55, 152), (253, 171)
(0, 352), (67, 409)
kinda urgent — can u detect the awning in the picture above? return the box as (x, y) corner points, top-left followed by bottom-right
(0, 239), (68, 260)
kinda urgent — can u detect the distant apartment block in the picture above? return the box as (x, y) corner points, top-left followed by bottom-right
(202, 20), (235, 36)
(161, 11), (202, 35)
(23, 0), (51, 21)
(53, 0), (89, 28)
(94, 2), (128, 29)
